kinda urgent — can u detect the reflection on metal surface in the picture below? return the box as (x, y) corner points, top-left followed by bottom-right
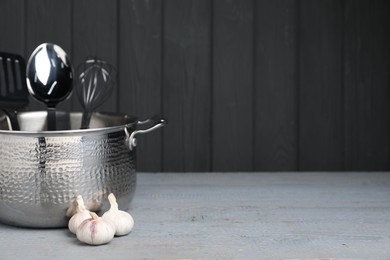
(34, 47), (51, 85)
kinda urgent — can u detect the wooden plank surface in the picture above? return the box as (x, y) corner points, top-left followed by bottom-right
(118, 0), (163, 172)
(0, 0), (25, 55)
(0, 172), (389, 259)
(344, 0), (390, 170)
(72, 0), (118, 113)
(299, 0), (344, 170)
(254, 0), (298, 171)
(212, 0), (254, 171)
(0, 1), (390, 172)
(163, 0), (212, 171)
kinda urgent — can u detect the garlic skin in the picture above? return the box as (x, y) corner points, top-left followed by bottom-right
(66, 196), (78, 217)
(76, 212), (115, 245)
(68, 195), (91, 234)
(102, 193), (134, 236)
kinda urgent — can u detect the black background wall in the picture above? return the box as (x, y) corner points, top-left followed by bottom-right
(0, 0), (389, 172)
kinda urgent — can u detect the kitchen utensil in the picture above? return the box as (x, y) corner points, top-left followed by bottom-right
(76, 57), (116, 129)
(0, 111), (166, 228)
(0, 52), (29, 130)
(26, 43), (73, 130)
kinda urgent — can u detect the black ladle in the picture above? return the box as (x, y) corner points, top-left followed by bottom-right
(26, 43), (73, 130)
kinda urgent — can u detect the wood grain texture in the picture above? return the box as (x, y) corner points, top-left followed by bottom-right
(25, 0), (72, 111)
(212, 0), (254, 171)
(163, 0), (212, 171)
(1, 172), (389, 259)
(0, 0), (25, 54)
(344, 0), (390, 170)
(254, 0), (298, 171)
(1, 1), (390, 172)
(119, 0), (163, 172)
(72, 0), (118, 113)
(299, 0), (344, 170)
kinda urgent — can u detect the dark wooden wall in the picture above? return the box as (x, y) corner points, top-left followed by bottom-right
(1, 0), (389, 172)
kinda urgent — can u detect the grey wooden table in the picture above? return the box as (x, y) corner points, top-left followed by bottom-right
(0, 172), (389, 259)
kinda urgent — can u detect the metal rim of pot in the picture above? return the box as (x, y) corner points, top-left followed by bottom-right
(0, 113), (167, 151)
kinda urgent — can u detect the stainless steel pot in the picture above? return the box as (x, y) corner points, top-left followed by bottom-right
(0, 111), (166, 228)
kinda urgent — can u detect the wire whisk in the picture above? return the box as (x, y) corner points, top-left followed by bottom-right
(76, 57), (116, 129)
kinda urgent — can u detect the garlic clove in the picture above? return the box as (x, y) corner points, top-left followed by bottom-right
(76, 212), (115, 245)
(66, 196), (78, 218)
(102, 193), (134, 236)
(68, 195), (91, 234)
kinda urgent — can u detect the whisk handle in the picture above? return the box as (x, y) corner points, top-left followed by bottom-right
(80, 111), (92, 129)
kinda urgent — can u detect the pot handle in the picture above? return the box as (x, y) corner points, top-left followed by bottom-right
(125, 114), (167, 151)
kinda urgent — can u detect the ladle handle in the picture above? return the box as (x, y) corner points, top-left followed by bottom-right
(47, 106), (56, 131)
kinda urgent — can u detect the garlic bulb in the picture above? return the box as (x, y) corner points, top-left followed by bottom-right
(76, 212), (115, 245)
(68, 195), (91, 234)
(102, 193), (134, 236)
